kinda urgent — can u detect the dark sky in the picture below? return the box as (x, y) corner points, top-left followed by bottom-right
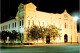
(1, 0), (79, 31)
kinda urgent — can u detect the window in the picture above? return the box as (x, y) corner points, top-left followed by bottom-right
(43, 22), (44, 27)
(9, 24), (10, 29)
(6, 25), (7, 29)
(28, 34), (29, 40)
(3, 26), (4, 30)
(47, 22), (48, 25)
(1, 27), (2, 30)
(65, 23), (66, 28)
(39, 22), (40, 26)
(67, 25), (68, 28)
(4, 26), (5, 29)
(64, 14), (68, 18)
(28, 20), (30, 26)
(32, 20), (34, 25)
(59, 18), (61, 19)
(60, 24), (61, 28)
(22, 20), (24, 26)
(13, 23), (14, 28)
(20, 21), (21, 26)
(15, 22), (16, 27)
(71, 25), (72, 29)
(12, 23), (14, 28)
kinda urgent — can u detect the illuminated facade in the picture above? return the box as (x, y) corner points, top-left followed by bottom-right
(24, 3), (77, 43)
(77, 32), (80, 43)
(0, 3), (78, 43)
(0, 19), (24, 33)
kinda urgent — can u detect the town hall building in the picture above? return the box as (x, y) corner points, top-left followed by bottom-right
(23, 3), (77, 43)
(0, 3), (78, 43)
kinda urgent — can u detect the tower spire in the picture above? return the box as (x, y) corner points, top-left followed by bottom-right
(64, 9), (67, 13)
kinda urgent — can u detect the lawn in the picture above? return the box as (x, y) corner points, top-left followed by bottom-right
(0, 45), (80, 53)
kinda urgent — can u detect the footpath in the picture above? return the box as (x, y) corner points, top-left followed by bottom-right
(1, 43), (80, 48)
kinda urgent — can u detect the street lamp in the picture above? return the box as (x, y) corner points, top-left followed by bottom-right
(73, 16), (78, 21)
(7, 36), (9, 46)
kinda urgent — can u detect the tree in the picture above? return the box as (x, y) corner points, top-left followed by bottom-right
(18, 3), (24, 11)
(38, 26), (45, 41)
(16, 32), (24, 44)
(44, 25), (61, 41)
(10, 30), (18, 45)
(16, 3), (24, 18)
(30, 25), (39, 41)
(27, 25), (45, 43)
(1, 31), (10, 44)
(27, 25), (61, 44)
(0, 31), (13, 44)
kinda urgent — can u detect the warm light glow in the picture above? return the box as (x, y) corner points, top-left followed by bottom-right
(73, 16), (78, 21)
(15, 16), (19, 19)
(57, 37), (60, 40)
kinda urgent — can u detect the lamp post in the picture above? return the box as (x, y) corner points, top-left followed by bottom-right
(73, 16), (78, 21)
(7, 36), (9, 46)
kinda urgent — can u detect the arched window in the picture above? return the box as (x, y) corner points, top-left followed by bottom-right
(28, 20), (30, 26)
(1, 27), (2, 30)
(32, 20), (34, 25)
(9, 24), (10, 29)
(67, 25), (68, 28)
(12, 23), (14, 28)
(3, 26), (4, 30)
(65, 23), (66, 28)
(22, 20), (24, 26)
(39, 21), (40, 26)
(20, 21), (21, 26)
(71, 25), (72, 29)
(59, 24), (61, 28)
(28, 34), (29, 41)
(43, 22), (44, 27)
(15, 22), (16, 27)
(47, 22), (48, 25)
(6, 25), (7, 29)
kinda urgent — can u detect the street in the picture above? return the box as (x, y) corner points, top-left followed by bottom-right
(1, 45), (80, 53)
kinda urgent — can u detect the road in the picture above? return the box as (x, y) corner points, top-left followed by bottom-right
(0, 45), (80, 53)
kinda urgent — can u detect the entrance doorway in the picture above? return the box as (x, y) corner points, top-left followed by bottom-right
(64, 34), (68, 42)
(46, 36), (50, 44)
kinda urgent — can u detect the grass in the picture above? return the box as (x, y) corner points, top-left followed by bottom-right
(0, 45), (80, 53)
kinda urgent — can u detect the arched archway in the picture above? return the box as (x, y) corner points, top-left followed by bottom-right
(64, 34), (68, 42)
(46, 36), (50, 44)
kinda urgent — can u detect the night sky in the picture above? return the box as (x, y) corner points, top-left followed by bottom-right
(1, 0), (79, 31)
